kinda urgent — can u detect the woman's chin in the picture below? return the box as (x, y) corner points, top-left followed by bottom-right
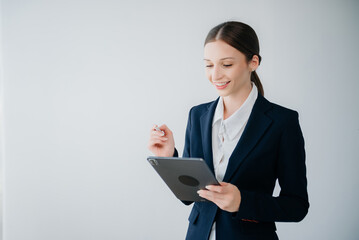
(213, 84), (236, 98)
(216, 90), (230, 97)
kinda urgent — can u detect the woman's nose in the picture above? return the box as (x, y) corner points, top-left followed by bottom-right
(212, 65), (224, 80)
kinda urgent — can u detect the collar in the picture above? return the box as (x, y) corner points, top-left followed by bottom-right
(212, 82), (258, 140)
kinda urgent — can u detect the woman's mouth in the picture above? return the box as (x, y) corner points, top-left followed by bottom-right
(214, 81), (231, 89)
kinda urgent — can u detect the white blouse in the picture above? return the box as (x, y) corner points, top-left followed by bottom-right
(209, 82), (258, 240)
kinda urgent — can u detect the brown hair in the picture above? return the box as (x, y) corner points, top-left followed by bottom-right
(204, 21), (264, 96)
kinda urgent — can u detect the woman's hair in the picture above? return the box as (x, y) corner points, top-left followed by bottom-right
(204, 21), (264, 96)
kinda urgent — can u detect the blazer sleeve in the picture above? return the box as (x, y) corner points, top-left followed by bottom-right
(232, 111), (309, 222)
(173, 107), (194, 206)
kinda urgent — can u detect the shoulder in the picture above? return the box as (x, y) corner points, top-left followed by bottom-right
(268, 100), (298, 118)
(262, 95), (300, 126)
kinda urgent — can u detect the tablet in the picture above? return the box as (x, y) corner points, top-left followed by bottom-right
(147, 156), (219, 202)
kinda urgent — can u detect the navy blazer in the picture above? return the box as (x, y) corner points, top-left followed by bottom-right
(173, 93), (309, 240)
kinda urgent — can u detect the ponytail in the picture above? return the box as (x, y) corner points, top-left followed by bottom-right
(251, 70), (264, 96)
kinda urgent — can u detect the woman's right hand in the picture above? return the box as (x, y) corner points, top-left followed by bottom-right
(148, 124), (175, 157)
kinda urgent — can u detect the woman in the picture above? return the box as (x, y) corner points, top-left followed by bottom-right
(148, 21), (309, 240)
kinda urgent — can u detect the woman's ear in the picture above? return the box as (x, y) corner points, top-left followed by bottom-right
(249, 55), (260, 71)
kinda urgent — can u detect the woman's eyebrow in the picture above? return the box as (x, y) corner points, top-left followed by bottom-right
(203, 57), (235, 61)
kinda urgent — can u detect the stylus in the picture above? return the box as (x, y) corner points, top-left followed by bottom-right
(155, 126), (165, 136)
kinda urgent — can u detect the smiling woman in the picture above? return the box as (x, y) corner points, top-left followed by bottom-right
(203, 40), (260, 120)
(204, 21), (263, 92)
(148, 21), (309, 240)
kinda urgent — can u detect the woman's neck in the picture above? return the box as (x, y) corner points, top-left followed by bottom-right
(222, 81), (253, 120)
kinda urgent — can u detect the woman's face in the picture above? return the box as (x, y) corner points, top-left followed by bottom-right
(204, 40), (256, 97)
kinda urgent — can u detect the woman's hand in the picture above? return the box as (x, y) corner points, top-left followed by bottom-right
(148, 124), (175, 157)
(197, 182), (241, 212)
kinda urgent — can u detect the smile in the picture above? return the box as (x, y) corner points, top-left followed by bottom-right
(214, 81), (231, 89)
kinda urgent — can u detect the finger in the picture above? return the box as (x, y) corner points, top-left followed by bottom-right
(198, 190), (231, 211)
(149, 139), (165, 147)
(219, 182), (229, 186)
(152, 127), (165, 137)
(150, 124), (158, 132)
(159, 124), (172, 135)
(151, 135), (169, 141)
(197, 190), (212, 201)
(198, 189), (222, 202)
(151, 130), (167, 137)
(151, 137), (167, 144)
(150, 124), (166, 136)
(205, 184), (224, 193)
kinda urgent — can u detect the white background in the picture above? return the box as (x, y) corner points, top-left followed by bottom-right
(1, 0), (358, 239)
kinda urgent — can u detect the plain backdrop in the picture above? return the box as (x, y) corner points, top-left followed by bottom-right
(1, 0), (358, 239)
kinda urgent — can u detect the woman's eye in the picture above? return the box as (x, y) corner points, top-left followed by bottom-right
(205, 64), (232, 68)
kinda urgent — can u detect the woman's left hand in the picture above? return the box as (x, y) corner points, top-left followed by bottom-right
(197, 182), (241, 212)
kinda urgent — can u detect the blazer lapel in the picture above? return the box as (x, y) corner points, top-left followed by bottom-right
(199, 97), (219, 174)
(222, 94), (273, 182)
